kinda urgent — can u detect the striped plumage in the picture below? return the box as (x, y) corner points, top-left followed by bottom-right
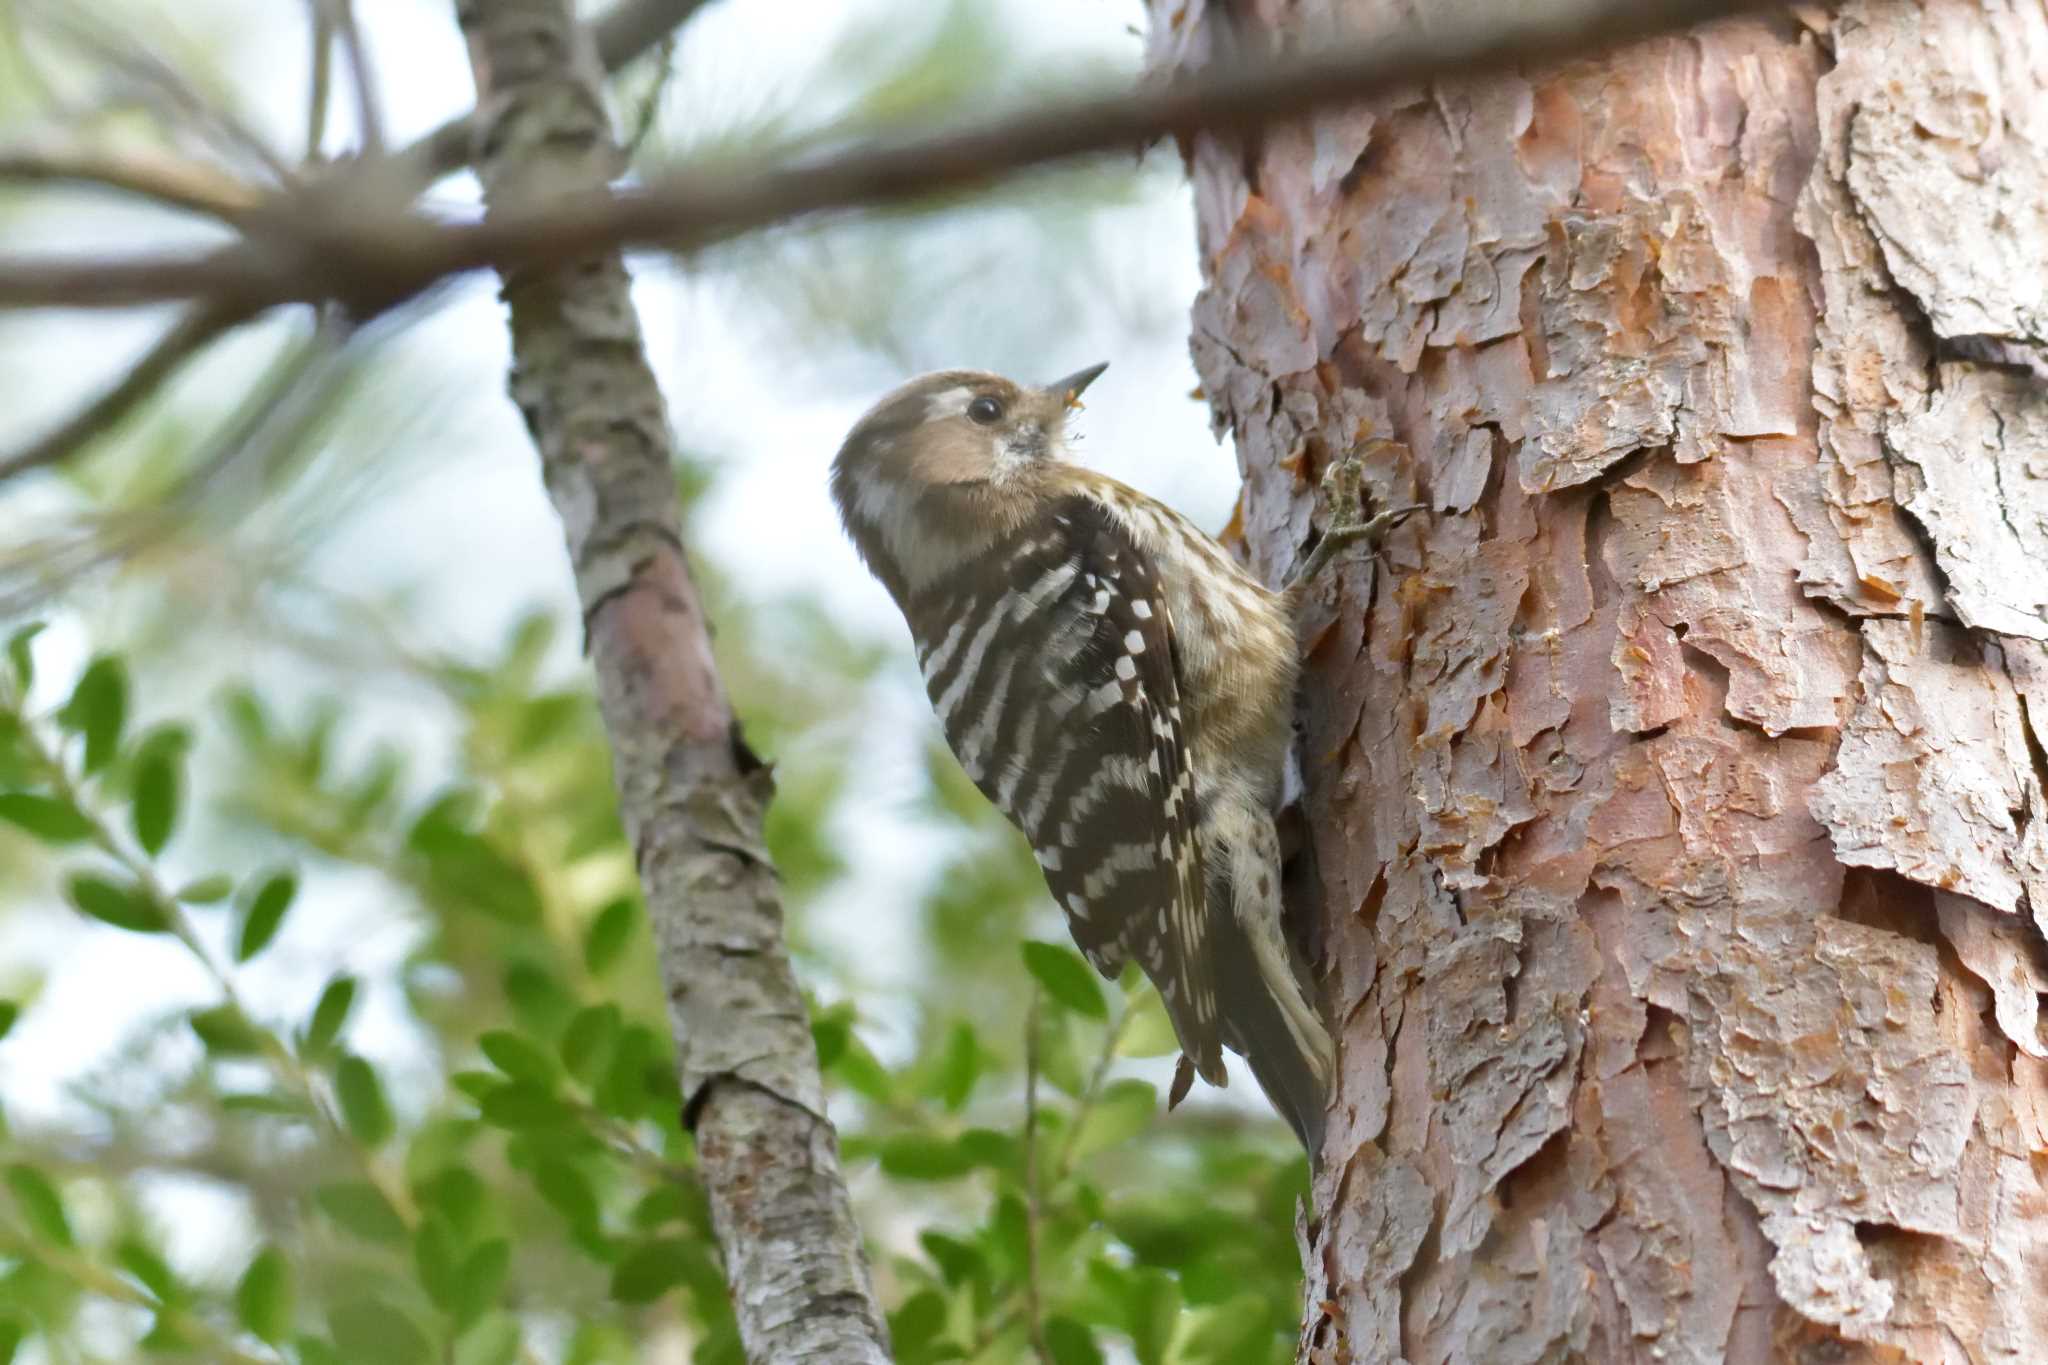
(832, 365), (1334, 1151)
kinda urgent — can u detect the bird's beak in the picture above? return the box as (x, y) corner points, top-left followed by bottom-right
(1049, 362), (1109, 411)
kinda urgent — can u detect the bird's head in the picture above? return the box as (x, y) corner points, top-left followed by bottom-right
(834, 362), (1107, 491)
(831, 363), (1108, 596)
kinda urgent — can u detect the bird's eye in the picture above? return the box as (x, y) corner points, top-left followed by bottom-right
(967, 396), (1004, 425)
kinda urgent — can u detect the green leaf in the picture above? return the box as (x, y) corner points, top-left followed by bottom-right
(1022, 941), (1106, 1019)
(583, 897), (637, 975)
(6, 622), (44, 691)
(235, 1246), (292, 1346)
(65, 872), (166, 933)
(418, 830), (542, 926)
(58, 656), (126, 774)
(1046, 1317), (1105, 1365)
(453, 1312), (521, 1365)
(631, 1182), (703, 1232)
(478, 1083), (575, 1130)
(502, 961), (573, 1036)
(559, 1004), (621, 1084)
(304, 974), (357, 1057)
(235, 869), (297, 962)
(314, 1181), (406, 1243)
(174, 873), (234, 904)
(188, 1004), (265, 1056)
(0, 1001), (17, 1042)
(0, 1317), (20, 1365)
(1119, 985), (1182, 1059)
(533, 1157), (600, 1236)
(450, 1070), (503, 1104)
(988, 1193), (1029, 1278)
(1128, 1268), (1181, 1365)
(221, 1090), (311, 1118)
(335, 1055), (395, 1146)
(131, 745), (180, 855)
(479, 1029), (558, 1088)
(220, 687), (269, 751)
(116, 1237), (177, 1302)
(457, 1239), (510, 1322)
(0, 717), (29, 787)
(610, 1238), (693, 1304)
(920, 1230), (986, 1288)
(595, 1024), (659, 1120)
(4, 1164), (72, 1247)
(876, 1133), (975, 1181)
(932, 1021), (981, 1112)
(414, 1217), (463, 1315)
(1074, 1078), (1156, 1156)
(889, 1290), (946, 1357)
(812, 1005), (852, 1068)
(329, 1299), (432, 1365)
(0, 793), (93, 843)
(416, 1168), (485, 1243)
(956, 1128), (1018, 1172)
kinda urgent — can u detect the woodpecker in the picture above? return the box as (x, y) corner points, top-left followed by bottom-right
(831, 364), (1410, 1153)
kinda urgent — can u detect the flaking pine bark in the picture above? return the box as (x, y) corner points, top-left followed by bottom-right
(1151, 1), (2048, 1362)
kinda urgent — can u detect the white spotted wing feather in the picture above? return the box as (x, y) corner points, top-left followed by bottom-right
(906, 496), (1223, 1084)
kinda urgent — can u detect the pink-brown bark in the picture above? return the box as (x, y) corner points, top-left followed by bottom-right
(1153, 1), (2048, 1359)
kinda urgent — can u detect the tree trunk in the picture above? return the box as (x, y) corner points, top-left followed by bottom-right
(1153, 1), (2048, 1360)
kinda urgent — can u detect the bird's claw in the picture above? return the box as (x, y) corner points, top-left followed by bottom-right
(1291, 457), (1424, 591)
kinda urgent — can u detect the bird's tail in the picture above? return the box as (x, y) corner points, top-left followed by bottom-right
(1195, 800), (1332, 1156)
(1210, 903), (1332, 1154)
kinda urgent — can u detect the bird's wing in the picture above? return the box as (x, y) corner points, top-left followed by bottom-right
(911, 495), (1222, 1083)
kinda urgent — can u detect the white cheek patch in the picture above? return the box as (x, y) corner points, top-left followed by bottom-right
(852, 477), (906, 532)
(991, 432), (1029, 477)
(923, 387), (976, 420)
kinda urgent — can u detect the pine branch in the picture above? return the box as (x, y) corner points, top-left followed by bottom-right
(0, 0), (1790, 315)
(456, 1), (891, 1360)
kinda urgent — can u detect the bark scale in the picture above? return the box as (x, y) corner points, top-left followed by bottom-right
(458, 3), (891, 1361)
(1152, 1), (2048, 1360)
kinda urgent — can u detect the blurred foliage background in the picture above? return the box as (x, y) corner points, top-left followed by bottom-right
(0, 0), (1308, 1362)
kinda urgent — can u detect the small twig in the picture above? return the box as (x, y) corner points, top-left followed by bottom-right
(1020, 989), (1055, 1365)
(304, 0), (336, 161)
(0, 140), (264, 223)
(0, 305), (238, 484)
(1052, 999), (1140, 1184)
(327, 0), (386, 156)
(623, 31), (679, 161)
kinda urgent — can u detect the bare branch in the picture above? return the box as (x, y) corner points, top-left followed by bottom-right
(458, 1), (890, 1361)
(1021, 991), (1055, 1365)
(0, 139), (264, 224)
(0, 0), (1790, 316)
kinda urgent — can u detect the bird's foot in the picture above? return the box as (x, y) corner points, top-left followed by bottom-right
(1288, 457), (1424, 592)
